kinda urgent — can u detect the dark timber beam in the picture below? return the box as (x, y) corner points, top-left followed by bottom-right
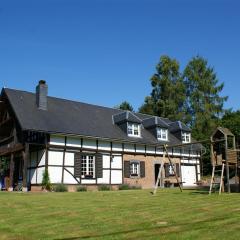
(9, 153), (14, 191)
(22, 143), (29, 192)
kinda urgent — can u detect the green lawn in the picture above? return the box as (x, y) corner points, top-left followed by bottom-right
(0, 189), (239, 240)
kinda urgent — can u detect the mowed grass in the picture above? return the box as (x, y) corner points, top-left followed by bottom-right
(0, 189), (240, 240)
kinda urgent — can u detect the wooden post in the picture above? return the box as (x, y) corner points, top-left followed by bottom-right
(225, 135), (231, 193)
(9, 153), (14, 191)
(22, 143), (29, 192)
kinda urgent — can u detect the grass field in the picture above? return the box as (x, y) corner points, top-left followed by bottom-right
(0, 189), (239, 240)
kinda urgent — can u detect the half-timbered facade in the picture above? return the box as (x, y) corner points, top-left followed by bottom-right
(0, 81), (202, 191)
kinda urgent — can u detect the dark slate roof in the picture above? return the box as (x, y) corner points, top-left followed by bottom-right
(142, 116), (169, 129)
(169, 121), (191, 133)
(113, 111), (142, 124)
(3, 88), (199, 150)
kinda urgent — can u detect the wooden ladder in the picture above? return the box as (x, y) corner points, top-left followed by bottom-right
(209, 163), (225, 195)
(153, 145), (182, 195)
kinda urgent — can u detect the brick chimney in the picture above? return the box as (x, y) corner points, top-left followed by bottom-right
(36, 80), (48, 110)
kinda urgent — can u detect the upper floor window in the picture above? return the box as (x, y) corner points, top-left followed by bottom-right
(182, 132), (191, 143)
(127, 123), (141, 137)
(157, 128), (168, 141)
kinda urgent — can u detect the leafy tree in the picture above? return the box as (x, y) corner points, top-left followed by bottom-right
(221, 110), (240, 145)
(183, 56), (227, 140)
(116, 101), (134, 111)
(139, 55), (186, 121)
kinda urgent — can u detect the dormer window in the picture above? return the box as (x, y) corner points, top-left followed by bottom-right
(127, 123), (141, 137)
(157, 128), (168, 141)
(182, 132), (191, 143)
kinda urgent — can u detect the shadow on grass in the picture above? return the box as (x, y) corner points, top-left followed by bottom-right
(54, 225), (163, 240)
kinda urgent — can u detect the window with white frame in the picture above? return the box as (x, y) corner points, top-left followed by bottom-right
(157, 128), (168, 141)
(130, 162), (140, 177)
(81, 155), (95, 178)
(182, 132), (191, 143)
(127, 123), (141, 137)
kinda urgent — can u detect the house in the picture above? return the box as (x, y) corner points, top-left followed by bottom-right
(0, 81), (202, 191)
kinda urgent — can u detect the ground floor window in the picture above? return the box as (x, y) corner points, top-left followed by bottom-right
(130, 161), (140, 177)
(81, 155), (95, 178)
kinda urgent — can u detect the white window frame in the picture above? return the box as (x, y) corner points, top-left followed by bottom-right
(81, 155), (95, 178)
(130, 161), (140, 177)
(127, 122), (141, 137)
(182, 132), (191, 143)
(157, 128), (168, 141)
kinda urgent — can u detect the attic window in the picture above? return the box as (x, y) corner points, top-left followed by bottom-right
(157, 128), (168, 141)
(182, 132), (191, 143)
(127, 123), (141, 137)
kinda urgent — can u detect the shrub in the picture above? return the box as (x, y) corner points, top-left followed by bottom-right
(77, 186), (87, 192)
(42, 169), (52, 191)
(98, 185), (110, 191)
(118, 184), (141, 190)
(54, 184), (68, 192)
(118, 184), (130, 190)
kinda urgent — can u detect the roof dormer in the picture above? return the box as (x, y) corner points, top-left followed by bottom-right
(169, 121), (191, 143)
(113, 111), (142, 138)
(142, 116), (169, 141)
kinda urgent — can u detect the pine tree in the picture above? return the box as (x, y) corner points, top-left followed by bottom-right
(183, 56), (228, 139)
(139, 55), (186, 121)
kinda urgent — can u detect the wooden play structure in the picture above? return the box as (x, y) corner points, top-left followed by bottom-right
(210, 127), (240, 194)
(153, 127), (240, 195)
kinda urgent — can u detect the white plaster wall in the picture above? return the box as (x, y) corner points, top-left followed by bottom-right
(112, 142), (122, 152)
(124, 144), (135, 152)
(146, 146), (155, 154)
(64, 167), (78, 184)
(48, 151), (64, 166)
(29, 169), (37, 184)
(136, 145), (145, 153)
(97, 170), (110, 184)
(111, 155), (122, 169)
(50, 135), (65, 146)
(38, 151), (45, 166)
(36, 167), (45, 184)
(82, 139), (97, 149)
(65, 152), (75, 166)
(48, 166), (62, 183)
(111, 170), (122, 184)
(103, 154), (110, 168)
(81, 179), (96, 184)
(98, 141), (111, 151)
(66, 137), (81, 147)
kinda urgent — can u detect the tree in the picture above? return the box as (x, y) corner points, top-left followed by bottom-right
(221, 110), (240, 145)
(183, 56), (227, 140)
(115, 101), (134, 111)
(139, 55), (186, 121)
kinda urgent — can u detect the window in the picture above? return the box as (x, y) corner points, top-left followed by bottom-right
(130, 162), (140, 177)
(127, 123), (141, 137)
(81, 155), (95, 178)
(182, 132), (191, 143)
(157, 128), (168, 141)
(168, 164), (175, 176)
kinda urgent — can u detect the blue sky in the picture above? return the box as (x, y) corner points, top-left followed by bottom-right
(0, 0), (239, 111)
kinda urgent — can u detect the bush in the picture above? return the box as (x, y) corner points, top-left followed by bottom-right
(98, 185), (111, 191)
(118, 184), (141, 190)
(42, 169), (52, 191)
(77, 186), (87, 192)
(118, 184), (130, 190)
(54, 184), (68, 192)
